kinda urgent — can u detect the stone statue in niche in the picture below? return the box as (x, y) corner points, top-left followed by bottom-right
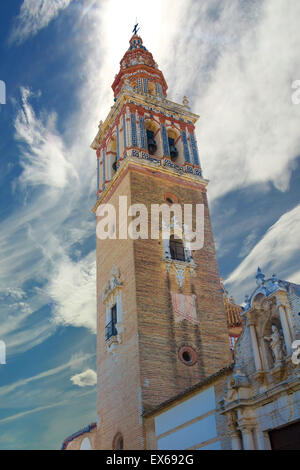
(264, 325), (284, 365)
(225, 377), (238, 403)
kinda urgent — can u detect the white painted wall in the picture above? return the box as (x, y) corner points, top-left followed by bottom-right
(154, 386), (220, 450)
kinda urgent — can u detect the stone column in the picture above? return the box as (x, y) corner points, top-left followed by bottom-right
(138, 115), (147, 150)
(227, 412), (242, 450)
(278, 305), (292, 355)
(231, 432), (243, 450)
(249, 321), (262, 371)
(241, 427), (255, 450)
(97, 155), (100, 192)
(130, 112), (138, 148)
(189, 131), (200, 166)
(161, 124), (170, 157)
(255, 430), (270, 450)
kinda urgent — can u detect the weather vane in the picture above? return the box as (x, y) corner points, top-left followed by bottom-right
(132, 19), (140, 35)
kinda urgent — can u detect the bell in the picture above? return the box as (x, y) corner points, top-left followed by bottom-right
(148, 137), (157, 155)
(147, 130), (157, 155)
(112, 159), (118, 172)
(169, 144), (178, 161)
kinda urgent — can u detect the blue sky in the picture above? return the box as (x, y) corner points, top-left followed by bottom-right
(0, 0), (299, 450)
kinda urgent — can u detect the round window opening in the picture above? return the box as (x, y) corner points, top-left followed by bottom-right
(179, 346), (198, 366)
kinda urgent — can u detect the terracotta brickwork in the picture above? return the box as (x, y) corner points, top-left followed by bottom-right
(95, 173), (144, 450)
(130, 168), (232, 414)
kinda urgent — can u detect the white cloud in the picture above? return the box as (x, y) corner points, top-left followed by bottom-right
(225, 203), (300, 301)
(155, 0), (300, 200)
(15, 87), (78, 189)
(70, 369), (97, 387)
(49, 254), (96, 332)
(238, 230), (258, 259)
(9, 0), (74, 45)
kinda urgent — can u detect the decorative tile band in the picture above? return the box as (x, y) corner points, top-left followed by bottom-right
(129, 149), (202, 178)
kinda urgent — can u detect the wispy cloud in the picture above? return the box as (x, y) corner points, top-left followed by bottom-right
(70, 369), (97, 387)
(0, 353), (94, 397)
(159, 0), (300, 200)
(226, 203), (300, 300)
(15, 87), (78, 189)
(9, 0), (74, 45)
(0, 389), (95, 425)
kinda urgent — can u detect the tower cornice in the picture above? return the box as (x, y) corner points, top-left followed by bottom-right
(92, 154), (208, 213)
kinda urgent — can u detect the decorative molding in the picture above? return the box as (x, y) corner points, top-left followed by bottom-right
(102, 267), (123, 303)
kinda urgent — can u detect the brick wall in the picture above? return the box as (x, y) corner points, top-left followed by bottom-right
(96, 173), (144, 450)
(130, 168), (232, 412)
(95, 164), (232, 449)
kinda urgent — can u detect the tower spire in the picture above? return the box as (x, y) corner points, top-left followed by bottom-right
(111, 31), (168, 100)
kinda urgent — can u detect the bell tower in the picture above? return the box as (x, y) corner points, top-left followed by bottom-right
(92, 31), (232, 450)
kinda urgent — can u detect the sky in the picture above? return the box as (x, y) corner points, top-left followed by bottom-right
(0, 0), (299, 450)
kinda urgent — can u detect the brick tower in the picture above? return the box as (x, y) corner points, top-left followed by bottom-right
(91, 31), (232, 450)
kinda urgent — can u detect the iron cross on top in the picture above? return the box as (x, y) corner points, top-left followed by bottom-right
(132, 22), (140, 35)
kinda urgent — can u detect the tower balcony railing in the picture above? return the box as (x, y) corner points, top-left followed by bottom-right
(123, 148), (203, 177)
(105, 320), (118, 341)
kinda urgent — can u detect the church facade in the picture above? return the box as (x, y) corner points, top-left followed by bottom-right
(62, 33), (300, 451)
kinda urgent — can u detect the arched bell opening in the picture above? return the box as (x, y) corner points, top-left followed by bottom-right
(169, 235), (186, 262)
(167, 129), (180, 162)
(145, 120), (160, 157)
